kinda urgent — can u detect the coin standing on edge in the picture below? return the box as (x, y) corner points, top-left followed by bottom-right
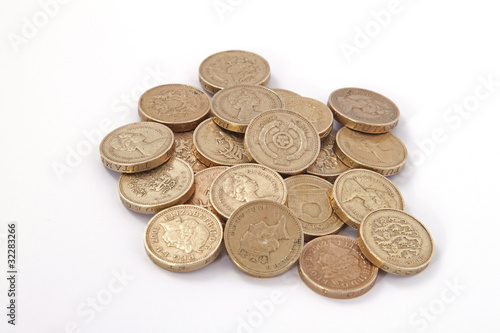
(185, 166), (229, 214)
(173, 131), (207, 173)
(100, 122), (175, 173)
(306, 134), (350, 182)
(224, 200), (304, 278)
(283, 96), (334, 139)
(271, 88), (300, 99)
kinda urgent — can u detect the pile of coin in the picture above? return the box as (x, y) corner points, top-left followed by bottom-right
(99, 50), (434, 299)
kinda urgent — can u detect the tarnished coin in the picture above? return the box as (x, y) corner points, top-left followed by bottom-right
(119, 157), (195, 214)
(284, 175), (343, 240)
(173, 131), (207, 173)
(299, 235), (378, 299)
(244, 109), (321, 175)
(224, 200), (304, 278)
(330, 169), (404, 230)
(144, 205), (223, 272)
(328, 88), (400, 133)
(306, 134), (350, 182)
(199, 50), (271, 94)
(271, 88), (300, 99)
(211, 85), (284, 133)
(209, 163), (287, 220)
(100, 122), (174, 173)
(358, 209), (434, 276)
(185, 166), (229, 213)
(283, 96), (334, 139)
(193, 118), (251, 167)
(138, 84), (210, 132)
(335, 127), (407, 176)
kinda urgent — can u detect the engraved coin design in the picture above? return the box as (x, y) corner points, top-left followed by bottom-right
(283, 96), (334, 139)
(271, 88), (300, 99)
(173, 131), (207, 173)
(306, 134), (350, 182)
(185, 166), (229, 213)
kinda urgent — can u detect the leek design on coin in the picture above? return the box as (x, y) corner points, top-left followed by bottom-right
(306, 133), (350, 182)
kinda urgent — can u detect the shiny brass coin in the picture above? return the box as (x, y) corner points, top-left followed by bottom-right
(284, 175), (343, 240)
(144, 205), (223, 272)
(199, 50), (271, 94)
(271, 88), (300, 99)
(224, 200), (304, 278)
(330, 169), (404, 230)
(299, 235), (378, 299)
(192, 118), (251, 167)
(283, 96), (334, 139)
(100, 122), (174, 173)
(138, 84), (210, 132)
(306, 134), (350, 182)
(119, 157), (195, 214)
(328, 87), (400, 133)
(334, 127), (407, 176)
(173, 131), (207, 173)
(358, 209), (434, 276)
(244, 109), (321, 175)
(185, 166), (229, 214)
(210, 85), (284, 133)
(209, 163), (287, 220)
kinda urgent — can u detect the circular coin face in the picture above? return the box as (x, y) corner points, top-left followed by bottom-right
(199, 50), (271, 94)
(138, 84), (210, 132)
(173, 131), (207, 173)
(144, 205), (223, 272)
(306, 134), (350, 182)
(283, 96), (334, 139)
(244, 109), (321, 175)
(271, 88), (300, 99)
(185, 166), (229, 214)
(299, 235), (378, 299)
(224, 200), (304, 278)
(119, 157), (195, 214)
(335, 127), (408, 176)
(100, 122), (174, 173)
(328, 88), (400, 133)
(330, 169), (404, 230)
(358, 209), (434, 276)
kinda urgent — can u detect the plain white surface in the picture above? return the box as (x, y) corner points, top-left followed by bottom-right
(1, 0), (499, 332)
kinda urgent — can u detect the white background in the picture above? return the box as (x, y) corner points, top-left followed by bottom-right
(1, 0), (499, 332)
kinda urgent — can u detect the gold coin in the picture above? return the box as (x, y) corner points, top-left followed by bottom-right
(306, 134), (350, 182)
(244, 109), (321, 175)
(138, 84), (210, 132)
(209, 163), (287, 220)
(192, 118), (251, 167)
(224, 200), (304, 278)
(210, 85), (284, 133)
(100, 122), (174, 173)
(334, 127), (407, 176)
(173, 131), (207, 173)
(271, 88), (300, 99)
(328, 87), (400, 133)
(144, 205), (223, 272)
(284, 175), (343, 240)
(330, 169), (404, 230)
(199, 50), (271, 94)
(283, 96), (334, 139)
(299, 235), (378, 299)
(358, 209), (434, 276)
(185, 166), (229, 214)
(119, 157), (195, 214)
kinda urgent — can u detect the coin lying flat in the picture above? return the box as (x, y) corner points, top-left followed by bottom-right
(283, 96), (334, 139)
(271, 88), (300, 99)
(328, 88), (400, 133)
(224, 200), (304, 278)
(211, 85), (284, 133)
(284, 175), (343, 240)
(173, 131), (207, 173)
(199, 50), (271, 94)
(330, 169), (404, 230)
(334, 127), (407, 176)
(139, 84), (211, 132)
(306, 134), (350, 182)
(244, 109), (321, 175)
(100, 122), (174, 173)
(209, 163), (287, 220)
(193, 118), (251, 167)
(144, 205), (223, 272)
(185, 166), (229, 214)
(119, 157), (195, 214)
(358, 209), (434, 276)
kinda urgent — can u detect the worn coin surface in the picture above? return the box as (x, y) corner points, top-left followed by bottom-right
(185, 166), (229, 213)
(299, 235), (378, 299)
(173, 131), (207, 173)
(283, 96), (334, 139)
(209, 163), (287, 220)
(330, 169), (404, 230)
(119, 157), (195, 214)
(199, 50), (271, 94)
(271, 88), (300, 99)
(244, 109), (321, 175)
(193, 118), (251, 167)
(306, 134), (350, 182)
(139, 84), (211, 132)
(328, 88), (400, 133)
(100, 122), (174, 173)
(211, 85), (284, 133)
(144, 205), (223, 272)
(335, 127), (407, 176)
(224, 200), (304, 278)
